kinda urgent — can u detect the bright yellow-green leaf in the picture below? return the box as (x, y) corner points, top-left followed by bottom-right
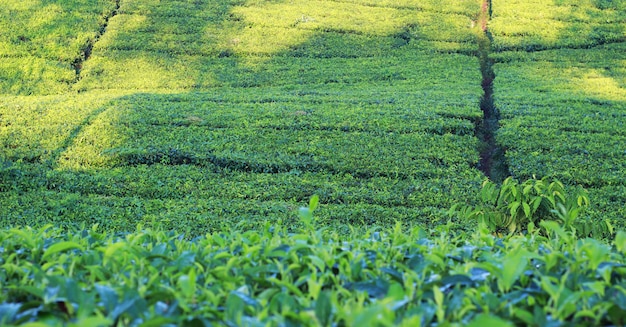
(42, 241), (84, 261)
(467, 314), (514, 327)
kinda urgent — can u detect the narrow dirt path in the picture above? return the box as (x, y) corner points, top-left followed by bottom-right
(71, 0), (121, 83)
(476, 0), (510, 182)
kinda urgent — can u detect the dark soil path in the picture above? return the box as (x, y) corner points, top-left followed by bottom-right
(476, 0), (510, 182)
(72, 0), (121, 82)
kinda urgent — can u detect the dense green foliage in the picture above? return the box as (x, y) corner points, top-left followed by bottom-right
(491, 0), (626, 228)
(1, 0), (625, 324)
(0, 0), (486, 233)
(489, 0), (625, 52)
(451, 177), (614, 238)
(0, 0), (118, 95)
(2, 220), (626, 326)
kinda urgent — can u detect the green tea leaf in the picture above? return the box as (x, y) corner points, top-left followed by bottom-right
(103, 242), (125, 265)
(232, 290), (260, 308)
(353, 305), (388, 327)
(309, 194), (319, 212)
(347, 278), (389, 299)
(139, 317), (177, 327)
(226, 292), (245, 323)
(315, 291), (332, 327)
(380, 267), (403, 284)
(95, 284), (118, 313)
(178, 268), (197, 299)
(111, 296), (144, 321)
(615, 231), (626, 253)
(0, 303), (21, 324)
(467, 314), (514, 327)
(42, 241), (83, 260)
(68, 317), (112, 327)
(522, 202), (531, 218)
(440, 274), (474, 289)
(387, 282), (406, 301)
(500, 248), (528, 292)
(509, 202), (521, 217)
(513, 308), (535, 325)
(433, 286), (444, 307)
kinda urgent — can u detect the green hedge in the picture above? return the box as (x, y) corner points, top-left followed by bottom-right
(1, 222), (625, 326)
(0, 0), (118, 94)
(1, 0), (485, 236)
(492, 0), (626, 228)
(490, 0), (626, 51)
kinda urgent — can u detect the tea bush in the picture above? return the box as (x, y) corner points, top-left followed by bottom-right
(0, 0), (486, 232)
(0, 213), (625, 326)
(451, 177), (614, 238)
(492, 0), (626, 228)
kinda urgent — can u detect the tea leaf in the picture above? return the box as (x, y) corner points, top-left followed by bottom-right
(467, 314), (513, 327)
(42, 241), (83, 260)
(500, 248), (528, 292)
(226, 292), (245, 323)
(68, 317), (112, 327)
(178, 268), (197, 299)
(347, 278), (389, 299)
(615, 231), (626, 253)
(232, 290), (261, 308)
(440, 274), (474, 289)
(309, 194), (319, 212)
(315, 291), (332, 327)
(95, 284), (118, 313)
(103, 242), (126, 265)
(0, 303), (21, 325)
(139, 317), (177, 327)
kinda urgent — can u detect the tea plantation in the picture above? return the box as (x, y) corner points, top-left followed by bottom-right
(490, 0), (626, 227)
(1, 0), (486, 234)
(1, 0), (625, 325)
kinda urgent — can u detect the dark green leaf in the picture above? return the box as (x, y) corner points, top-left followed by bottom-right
(95, 284), (118, 314)
(440, 274), (474, 289)
(380, 267), (403, 284)
(225, 292), (245, 323)
(180, 317), (211, 327)
(170, 251), (196, 269)
(0, 303), (21, 324)
(315, 291), (332, 327)
(469, 267), (490, 282)
(231, 291), (260, 308)
(346, 278), (389, 299)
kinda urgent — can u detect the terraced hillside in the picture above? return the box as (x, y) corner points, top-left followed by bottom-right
(0, 0), (119, 94)
(490, 0), (626, 228)
(1, 0), (487, 234)
(2, 2), (626, 325)
(1, 0), (625, 234)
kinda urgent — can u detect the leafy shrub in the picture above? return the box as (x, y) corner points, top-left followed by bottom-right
(450, 177), (613, 238)
(1, 216), (626, 326)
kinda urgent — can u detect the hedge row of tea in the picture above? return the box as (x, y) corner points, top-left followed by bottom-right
(0, 0), (118, 95)
(1, 223), (626, 326)
(490, 0), (626, 228)
(0, 0), (488, 233)
(74, 0), (481, 91)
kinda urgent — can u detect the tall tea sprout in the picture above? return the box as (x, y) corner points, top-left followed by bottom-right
(450, 177), (612, 238)
(299, 194), (320, 232)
